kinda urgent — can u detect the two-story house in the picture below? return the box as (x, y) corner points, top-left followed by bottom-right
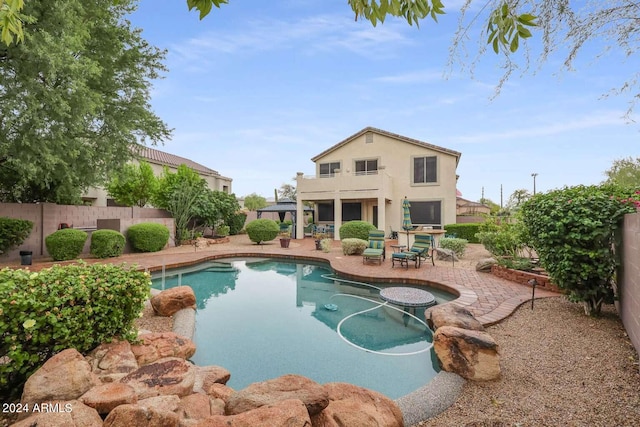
(295, 127), (461, 239)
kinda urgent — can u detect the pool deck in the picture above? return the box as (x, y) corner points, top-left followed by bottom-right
(7, 235), (558, 326)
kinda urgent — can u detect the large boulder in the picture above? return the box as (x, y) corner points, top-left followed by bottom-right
(476, 257), (498, 272)
(103, 403), (180, 427)
(11, 400), (102, 427)
(425, 304), (485, 332)
(119, 357), (196, 399)
(177, 393), (215, 422)
(138, 395), (182, 413)
(131, 332), (196, 366)
(205, 383), (236, 403)
(433, 325), (501, 381)
(85, 339), (139, 382)
(194, 365), (231, 393)
(195, 398), (311, 427)
(79, 382), (138, 415)
(226, 374), (329, 416)
(21, 348), (101, 405)
(151, 286), (196, 316)
(310, 382), (404, 427)
(435, 247), (458, 262)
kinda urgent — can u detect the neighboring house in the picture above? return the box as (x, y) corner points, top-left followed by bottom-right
(456, 197), (491, 216)
(295, 127), (461, 239)
(82, 146), (233, 206)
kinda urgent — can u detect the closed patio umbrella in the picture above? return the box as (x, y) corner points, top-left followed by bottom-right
(402, 197), (412, 246)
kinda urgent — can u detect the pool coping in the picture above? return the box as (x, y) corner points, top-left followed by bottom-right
(157, 256), (468, 425)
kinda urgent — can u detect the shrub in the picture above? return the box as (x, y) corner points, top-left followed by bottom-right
(339, 221), (377, 240)
(228, 212), (247, 235)
(127, 223), (170, 252)
(216, 224), (230, 237)
(45, 228), (88, 261)
(245, 219), (279, 244)
(439, 237), (468, 257)
(0, 217), (33, 255)
(520, 184), (638, 316)
(476, 225), (525, 258)
(320, 238), (332, 253)
(443, 223), (481, 243)
(0, 262), (150, 397)
(341, 238), (368, 255)
(90, 229), (126, 258)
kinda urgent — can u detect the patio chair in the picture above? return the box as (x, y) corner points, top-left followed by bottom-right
(391, 234), (434, 269)
(362, 230), (386, 265)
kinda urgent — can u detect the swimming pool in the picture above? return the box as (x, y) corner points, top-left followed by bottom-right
(151, 257), (455, 399)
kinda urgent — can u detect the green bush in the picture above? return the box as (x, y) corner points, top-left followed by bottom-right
(341, 238), (368, 255)
(90, 229), (126, 258)
(0, 217), (33, 254)
(320, 238), (332, 253)
(216, 224), (230, 237)
(0, 262), (150, 397)
(228, 212), (247, 235)
(127, 223), (170, 252)
(439, 237), (468, 257)
(443, 223), (481, 243)
(339, 221), (377, 240)
(245, 219), (279, 244)
(45, 228), (88, 261)
(520, 184), (638, 316)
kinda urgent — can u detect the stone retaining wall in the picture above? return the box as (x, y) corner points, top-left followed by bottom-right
(490, 264), (562, 293)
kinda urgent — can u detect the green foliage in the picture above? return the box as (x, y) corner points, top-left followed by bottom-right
(0, 0), (170, 203)
(339, 221), (377, 240)
(348, 0), (445, 27)
(443, 223), (481, 243)
(341, 238), (368, 255)
(106, 161), (158, 207)
(187, 0), (229, 20)
(520, 184), (638, 316)
(475, 216), (526, 258)
(243, 193), (267, 211)
(245, 219), (279, 244)
(498, 257), (535, 272)
(439, 237), (468, 257)
(90, 229), (125, 258)
(228, 211), (247, 235)
(603, 157), (640, 189)
(127, 222), (170, 252)
(487, 2), (537, 53)
(0, 262), (150, 397)
(45, 229), (88, 261)
(216, 225), (230, 237)
(193, 190), (241, 233)
(0, 217), (33, 254)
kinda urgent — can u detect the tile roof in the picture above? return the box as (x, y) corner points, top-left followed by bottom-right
(135, 146), (220, 176)
(311, 127), (462, 163)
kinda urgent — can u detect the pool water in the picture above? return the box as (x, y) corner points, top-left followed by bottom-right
(151, 258), (453, 399)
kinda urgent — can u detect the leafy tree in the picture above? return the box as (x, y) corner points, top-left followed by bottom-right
(106, 161), (158, 207)
(520, 184), (638, 316)
(479, 197), (501, 215)
(603, 157), (640, 189)
(193, 190), (240, 233)
(278, 182), (296, 201)
(505, 189), (531, 212)
(243, 193), (267, 211)
(0, 0), (170, 203)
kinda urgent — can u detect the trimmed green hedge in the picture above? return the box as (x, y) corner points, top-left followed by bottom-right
(0, 217), (33, 254)
(45, 228), (88, 261)
(443, 223), (481, 243)
(339, 221), (377, 240)
(127, 223), (170, 252)
(0, 262), (150, 397)
(90, 229), (126, 258)
(245, 218), (279, 244)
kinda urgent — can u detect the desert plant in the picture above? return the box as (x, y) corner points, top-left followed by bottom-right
(439, 237), (468, 257)
(245, 218), (279, 244)
(45, 228), (88, 261)
(127, 222), (170, 252)
(443, 223), (481, 243)
(341, 238), (368, 255)
(0, 262), (150, 398)
(0, 217), (33, 254)
(320, 238), (332, 253)
(339, 221), (377, 240)
(90, 229), (126, 258)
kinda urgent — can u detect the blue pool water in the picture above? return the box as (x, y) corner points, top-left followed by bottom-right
(151, 258), (454, 399)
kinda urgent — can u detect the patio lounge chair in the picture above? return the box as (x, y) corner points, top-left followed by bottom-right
(391, 234), (434, 269)
(362, 230), (386, 265)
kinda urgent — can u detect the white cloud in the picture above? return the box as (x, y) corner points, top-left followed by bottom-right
(372, 69), (444, 84)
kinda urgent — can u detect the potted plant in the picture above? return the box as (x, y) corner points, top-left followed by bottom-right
(313, 232), (328, 250)
(279, 231), (291, 248)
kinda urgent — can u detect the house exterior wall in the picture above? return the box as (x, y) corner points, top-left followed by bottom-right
(296, 129), (459, 239)
(619, 212), (640, 357)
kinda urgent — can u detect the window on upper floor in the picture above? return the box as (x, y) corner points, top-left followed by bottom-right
(355, 159), (378, 175)
(319, 162), (341, 177)
(413, 156), (437, 184)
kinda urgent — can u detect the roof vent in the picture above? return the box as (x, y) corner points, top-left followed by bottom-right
(365, 132), (373, 144)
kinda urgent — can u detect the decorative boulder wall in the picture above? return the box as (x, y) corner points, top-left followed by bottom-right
(426, 304), (501, 381)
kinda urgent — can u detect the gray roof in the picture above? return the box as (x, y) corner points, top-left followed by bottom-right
(257, 198), (313, 213)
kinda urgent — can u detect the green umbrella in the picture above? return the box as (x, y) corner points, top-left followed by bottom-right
(402, 197), (413, 245)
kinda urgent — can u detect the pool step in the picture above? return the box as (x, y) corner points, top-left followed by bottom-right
(203, 262), (236, 273)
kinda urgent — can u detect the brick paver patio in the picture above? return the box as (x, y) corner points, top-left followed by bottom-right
(7, 235), (558, 326)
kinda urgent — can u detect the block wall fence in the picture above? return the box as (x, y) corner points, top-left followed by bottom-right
(619, 213), (640, 358)
(0, 203), (173, 261)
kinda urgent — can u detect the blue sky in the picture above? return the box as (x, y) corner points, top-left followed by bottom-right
(129, 0), (639, 205)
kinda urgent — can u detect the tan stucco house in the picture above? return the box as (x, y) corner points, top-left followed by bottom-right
(295, 127), (461, 240)
(82, 146), (233, 206)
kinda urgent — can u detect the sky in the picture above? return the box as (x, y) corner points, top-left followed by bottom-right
(128, 0), (640, 205)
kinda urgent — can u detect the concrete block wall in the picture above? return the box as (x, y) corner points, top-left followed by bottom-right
(620, 213), (640, 356)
